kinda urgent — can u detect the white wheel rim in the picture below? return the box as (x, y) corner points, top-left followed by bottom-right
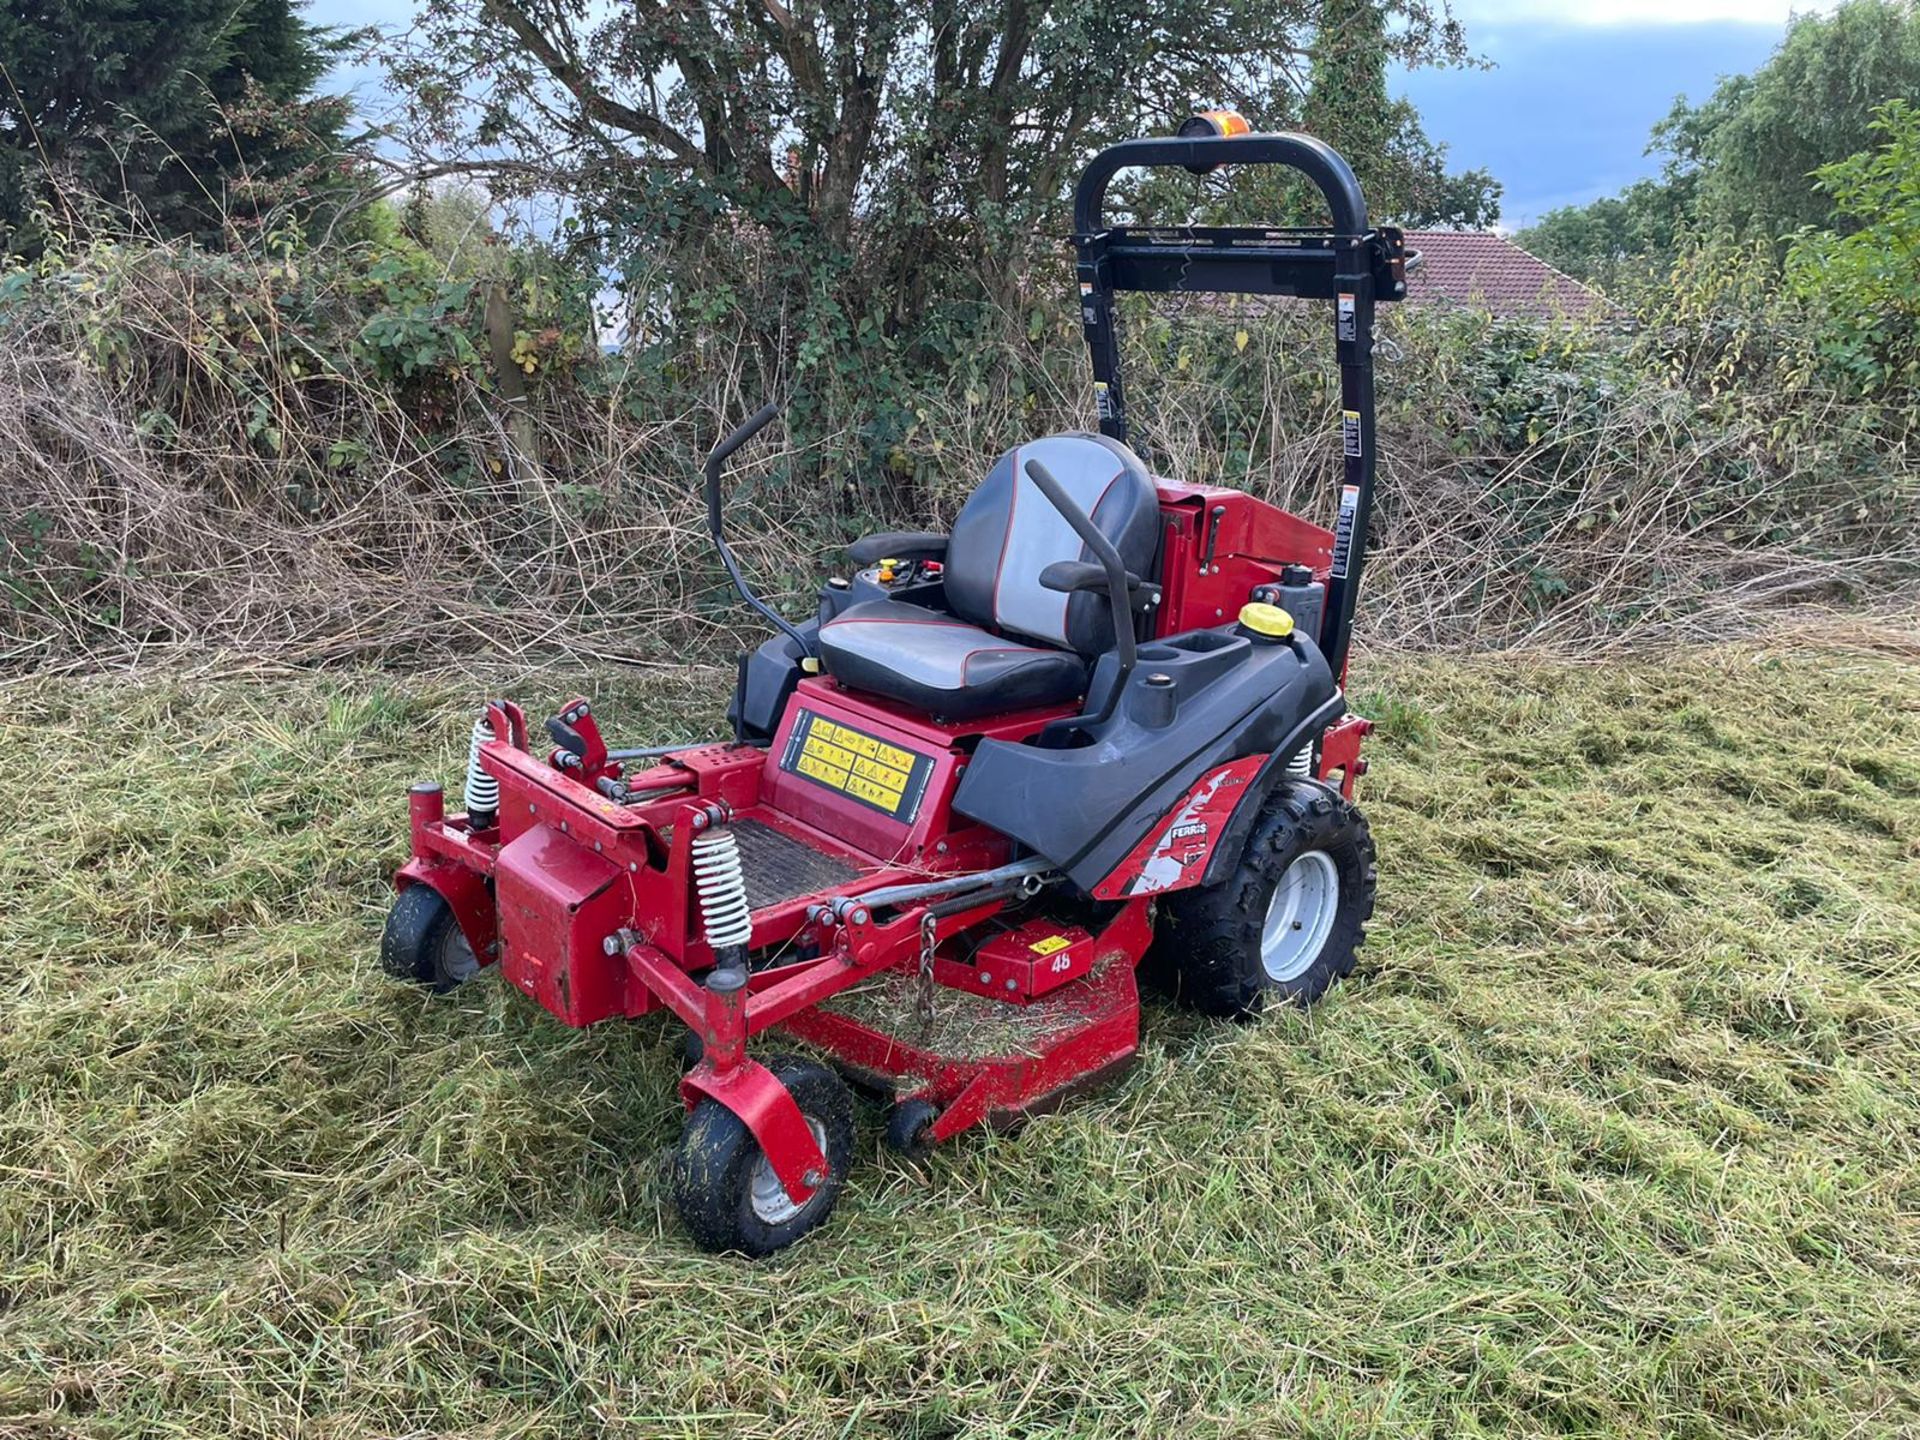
(748, 1117), (828, 1225)
(1260, 850), (1341, 983)
(438, 924), (480, 984)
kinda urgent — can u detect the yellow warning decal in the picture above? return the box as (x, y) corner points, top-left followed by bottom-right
(780, 709), (934, 822)
(1029, 935), (1073, 956)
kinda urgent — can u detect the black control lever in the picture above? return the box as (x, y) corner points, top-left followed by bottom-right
(703, 401), (813, 657)
(1022, 457), (1138, 730)
(544, 697), (607, 773)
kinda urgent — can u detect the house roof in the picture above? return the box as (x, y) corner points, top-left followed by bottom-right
(1401, 231), (1607, 321)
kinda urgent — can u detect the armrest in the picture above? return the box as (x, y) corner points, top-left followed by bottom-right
(1039, 560), (1109, 594)
(1040, 560), (1152, 595)
(848, 531), (948, 566)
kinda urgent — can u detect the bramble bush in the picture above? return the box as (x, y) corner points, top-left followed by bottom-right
(0, 203), (1913, 669)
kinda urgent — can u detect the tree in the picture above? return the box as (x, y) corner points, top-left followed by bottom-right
(1683, 0), (1920, 240)
(1519, 179), (1691, 288)
(387, 0), (1480, 319)
(1518, 0), (1920, 286)
(1299, 0), (1499, 228)
(1787, 100), (1920, 395)
(0, 0), (353, 252)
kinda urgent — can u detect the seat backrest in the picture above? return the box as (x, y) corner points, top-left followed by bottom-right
(944, 433), (1161, 656)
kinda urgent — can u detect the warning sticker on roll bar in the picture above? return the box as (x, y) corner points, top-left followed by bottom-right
(1341, 408), (1362, 458)
(1330, 483), (1361, 579)
(780, 710), (935, 822)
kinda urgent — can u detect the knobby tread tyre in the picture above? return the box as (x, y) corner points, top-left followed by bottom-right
(670, 1055), (855, 1257)
(884, 1097), (940, 1159)
(1154, 779), (1377, 1019)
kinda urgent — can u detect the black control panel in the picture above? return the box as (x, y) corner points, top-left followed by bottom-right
(818, 558), (950, 621)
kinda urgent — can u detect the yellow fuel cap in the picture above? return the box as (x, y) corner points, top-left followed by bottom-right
(1238, 602), (1295, 637)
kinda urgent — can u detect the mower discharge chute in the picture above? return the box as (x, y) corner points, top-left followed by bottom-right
(383, 123), (1403, 1255)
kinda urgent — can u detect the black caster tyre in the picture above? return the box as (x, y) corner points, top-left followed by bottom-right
(1154, 779), (1376, 1020)
(380, 884), (481, 994)
(680, 1030), (705, 1073)
(670, 1055), (855, 1257)
(884, 1098), (940, 1159)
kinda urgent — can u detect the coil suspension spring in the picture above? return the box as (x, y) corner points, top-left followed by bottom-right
(691, 827), (754, 951)
(463, 715), (499, 827)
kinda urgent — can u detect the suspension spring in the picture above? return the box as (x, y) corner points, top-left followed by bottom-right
(691, 827), (754, 951)
(463, 715), (499, 828)
(1286, 744), (1314, 781)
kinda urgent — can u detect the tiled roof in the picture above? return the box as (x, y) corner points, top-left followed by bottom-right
(1401, 231), (1608, 321)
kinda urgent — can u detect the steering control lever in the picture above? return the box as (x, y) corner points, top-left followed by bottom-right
(1022, 457), (1139, 730)
(703, 401), (813, 657)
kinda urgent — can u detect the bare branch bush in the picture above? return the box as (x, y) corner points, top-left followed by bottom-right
(1, 228), (1913, 674)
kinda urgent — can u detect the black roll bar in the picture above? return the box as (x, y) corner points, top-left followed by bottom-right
(1068, 129), (1407, 679)
(1073, 131), (1368, 236)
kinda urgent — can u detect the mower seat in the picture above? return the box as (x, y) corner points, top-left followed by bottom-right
(818, 433), (1160, 722)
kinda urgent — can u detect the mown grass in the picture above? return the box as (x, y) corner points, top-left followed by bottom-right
(2, 643), (1917, 1438)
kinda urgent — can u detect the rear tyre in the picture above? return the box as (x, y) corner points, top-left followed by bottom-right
(380, 884), (481, 994)
(671, 1056), (854, 1257)
(1154, 779), (1376, 1019)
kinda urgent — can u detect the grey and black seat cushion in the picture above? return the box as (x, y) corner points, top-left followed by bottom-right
(818, 432), (1160, 721)
(812, 599), (1088, 721)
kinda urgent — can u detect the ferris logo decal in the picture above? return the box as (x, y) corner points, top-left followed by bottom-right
(1091, 756), (1265, 901)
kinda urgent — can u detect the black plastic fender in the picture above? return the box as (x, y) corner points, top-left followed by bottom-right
(952, 629), (1343, 893)
(728, 620), (820, 744)
(1197, 710), (1347, 889)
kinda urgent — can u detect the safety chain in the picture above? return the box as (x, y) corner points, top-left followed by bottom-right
(914, 908), (939, 1029)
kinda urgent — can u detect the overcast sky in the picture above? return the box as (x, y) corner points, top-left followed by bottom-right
(308, 0), (1812, 229)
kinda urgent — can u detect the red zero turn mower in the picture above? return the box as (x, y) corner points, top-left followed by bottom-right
(383, 123), (1407, 1255)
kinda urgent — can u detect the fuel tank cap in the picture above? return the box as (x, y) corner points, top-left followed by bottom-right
(1237, 602), (1295, 639)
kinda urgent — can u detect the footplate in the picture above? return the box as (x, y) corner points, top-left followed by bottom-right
(731, 818), (859, 911)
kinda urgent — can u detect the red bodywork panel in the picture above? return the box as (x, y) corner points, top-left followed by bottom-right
(391, 482), (1368, 1214)
(494, 823), (629, 1025)
(1153, 481), (1335, 640)
(761, 677), (1048, 871)
(935, 918), (1101, 1004)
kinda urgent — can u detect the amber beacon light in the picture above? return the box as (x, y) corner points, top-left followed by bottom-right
(1176, 109), (1252, 172)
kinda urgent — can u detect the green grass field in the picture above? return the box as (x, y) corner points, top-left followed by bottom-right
(3, 643), (1917, 1438)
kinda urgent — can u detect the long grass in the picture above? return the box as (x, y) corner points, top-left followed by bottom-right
(2, 636), (1916, 1437)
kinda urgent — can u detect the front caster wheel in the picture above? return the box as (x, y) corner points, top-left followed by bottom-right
(380, 884), (481, 993)
(884, 1098), (940, 1159)
(670, 1057), (854, 1256)
(1153, 779), (1376, 1019)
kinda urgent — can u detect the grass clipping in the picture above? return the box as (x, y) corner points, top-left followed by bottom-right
(824, 966), (1112, 1060)
(1, 643), (1917, 1438)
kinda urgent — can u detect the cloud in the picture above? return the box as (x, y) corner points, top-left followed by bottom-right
(1454, 0), (1830, 24)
